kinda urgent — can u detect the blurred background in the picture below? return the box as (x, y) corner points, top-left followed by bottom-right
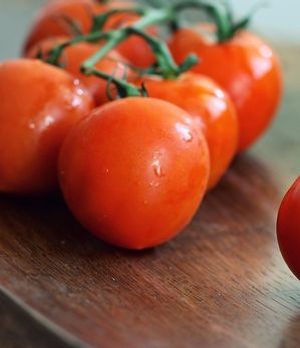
(0, 0), (299, 60)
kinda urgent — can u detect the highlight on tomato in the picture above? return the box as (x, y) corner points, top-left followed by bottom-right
(169, 6), (282, 152)
(139, 73), (238, 189)
(277, 177), (300, 280)
(59, 97), (210, 250)
(26, 36), (129, 106)
(0, 59), (94, 195)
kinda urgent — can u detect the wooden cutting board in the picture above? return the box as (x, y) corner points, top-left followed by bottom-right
(0, 13), (300, 348)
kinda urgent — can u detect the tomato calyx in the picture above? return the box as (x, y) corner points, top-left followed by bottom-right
(79, 24), (198, 96)
(36, 0), (264, 101)
(128, 27), (199, 79)
(173, 1), (265, 43)
(41, 5), (199, 99)
(80, 6), (199, 79)
(81, 64), (148, 98)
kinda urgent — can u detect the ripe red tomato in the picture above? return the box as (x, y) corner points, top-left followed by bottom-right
(26, 36), (128, 106)
(0, 59), (94, 194)
(59, 97), (210, 249)
(139, 73), (238, 189)
(24, 0), (155, 68)
(114, 27), (156, 69)
(277, 177), (300, 280)
(23, 0), (107, 53)
(169, 28), (283, 151)
(104, 10), (156, 68)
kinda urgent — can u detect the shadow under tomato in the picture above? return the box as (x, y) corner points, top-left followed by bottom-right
(0, 152), (281, 261)
(0, 152), (290, 348)
(161, 152), (283, 296)
(188, 152), (281, 238)
(0, 191), (156, 260)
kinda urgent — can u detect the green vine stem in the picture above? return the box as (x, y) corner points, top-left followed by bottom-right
(46, 31), (110, 66)
(59, 16), (83, 36)
(44, 4), (199, 97)
(46, 1), (258, 66)
(44, 0), (260, 99)
(81, 6), (198, 79)
(82, 66), (147, 98)
(81, 7), (174, 69)
(173, 0), (263, 43)
(125, 27), (198, 78)
(174, 1), (231, 42)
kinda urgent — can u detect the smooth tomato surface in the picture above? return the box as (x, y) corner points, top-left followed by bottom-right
(169, 28), (282, 151)
(0, 59), (94, 194)
(27, 36), (128, 106)
(23, 0), (106, 53)
(277, 177), (300, 279)
(59, 97), (210, 249)
(140, 73), (238, 189)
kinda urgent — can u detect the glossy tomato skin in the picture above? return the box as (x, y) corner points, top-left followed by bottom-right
(23, 0), (106, 53)
(0, 59), (94, 195)
(59, 97), (210, 249)
(26, 36), (128, 106)
(277, 177), (300, 280)
(139, 73), (238, 189)
(169, 28), (283, 151)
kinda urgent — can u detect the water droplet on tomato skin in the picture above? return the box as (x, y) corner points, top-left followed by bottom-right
(28, 122), (36, 130)
(73, 79), (81, 87)
(183, 132), (193, 143)
(175, 122), (193, 143)
(152, 159), (165, 178)
(43, 115), (54, 127)
(150, 181), (160, 188)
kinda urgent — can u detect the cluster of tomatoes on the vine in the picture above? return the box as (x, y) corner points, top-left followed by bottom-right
(0, 0), (298, 279)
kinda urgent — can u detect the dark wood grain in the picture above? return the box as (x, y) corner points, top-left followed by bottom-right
(0, 287), (84, 348)
(0, 39), (300, 348)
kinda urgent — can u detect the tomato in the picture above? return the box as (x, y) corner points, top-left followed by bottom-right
(277, 177), (300, 280)
(169, 28), (283, 151)
(0, 59), (94, 194)
(23, 0), (106, 53)
(114, 28), (156, 68)
(24, 0), (154, 68)
(59, 97), (209, 249)
(104, 10), (156, 68)
(139, 73), (238, 189)
(26, 36), (128, 106)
